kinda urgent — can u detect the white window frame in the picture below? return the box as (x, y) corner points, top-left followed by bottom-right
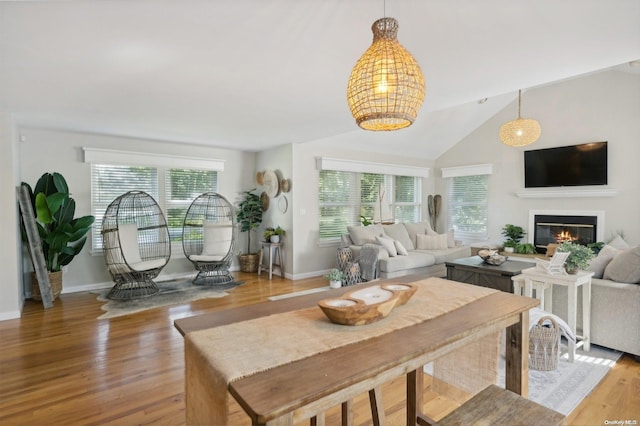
(84, 148), (224, 254)
(317, 158), (426, 243)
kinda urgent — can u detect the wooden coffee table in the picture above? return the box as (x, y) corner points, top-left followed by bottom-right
(446, 256), (535, 293)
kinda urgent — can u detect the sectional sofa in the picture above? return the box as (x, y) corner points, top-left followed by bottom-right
(551, 240), (640, 357)
(342, 221), (471, 279)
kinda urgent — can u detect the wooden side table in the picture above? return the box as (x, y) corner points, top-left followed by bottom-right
(512, 267), (594, 362)
(258, 241), (284, 279)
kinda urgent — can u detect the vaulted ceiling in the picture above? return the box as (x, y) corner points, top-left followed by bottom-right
(1, 1), (639, 159)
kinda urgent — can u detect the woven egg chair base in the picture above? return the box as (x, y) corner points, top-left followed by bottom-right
(106, 274), (160, 300)
(192, 269), (235, 286)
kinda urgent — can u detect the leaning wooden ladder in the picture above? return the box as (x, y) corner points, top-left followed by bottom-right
(17, 183), (54, 308)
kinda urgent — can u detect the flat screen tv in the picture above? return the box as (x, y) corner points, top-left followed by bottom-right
(524, 142), (608, 188)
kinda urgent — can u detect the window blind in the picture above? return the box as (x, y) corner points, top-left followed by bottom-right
(447, 174), (488, 241)
(318, 170), (359, 240)
(164, 168), (218, 242)
(91, 164), (158, 250)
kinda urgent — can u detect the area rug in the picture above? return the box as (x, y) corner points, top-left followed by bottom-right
(95, 279), (244, 319)
(425, 343), (621, 416)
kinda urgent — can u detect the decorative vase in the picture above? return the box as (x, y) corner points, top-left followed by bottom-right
(330, 280), (342, 289)
(336, 247), (353, 272)
(270, 235), (280, 243)
(504, 247), (514, 253)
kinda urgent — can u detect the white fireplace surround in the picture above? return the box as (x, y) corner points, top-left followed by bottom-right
(528, 210), (605, 245)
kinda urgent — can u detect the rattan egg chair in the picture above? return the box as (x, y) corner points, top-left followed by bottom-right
(101, 191), (171, 300)
(182, 192), (237, 285)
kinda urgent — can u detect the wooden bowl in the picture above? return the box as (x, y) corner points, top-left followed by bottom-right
(318, 283), (418, 326)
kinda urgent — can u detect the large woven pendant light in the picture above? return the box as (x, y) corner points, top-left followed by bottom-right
(499, 90), (541, 147)
(347, 17), (425, 131)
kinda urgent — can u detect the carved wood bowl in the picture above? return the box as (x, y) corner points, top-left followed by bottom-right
(318, 283), (418, 326)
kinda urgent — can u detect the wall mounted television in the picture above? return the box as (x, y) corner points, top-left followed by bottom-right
(524, 141), (608, 188)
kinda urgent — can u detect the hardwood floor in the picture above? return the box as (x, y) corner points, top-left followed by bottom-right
(0, 272), (638, 425)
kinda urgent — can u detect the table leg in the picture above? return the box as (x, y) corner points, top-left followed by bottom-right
(368, 387), (386, 426)
(258, 245), (264, 276)
(268, 246), (273, 280)
(567, 283), (577, 362)
(524, 278), (533, 298)
(505, 311), (529, 397)
(406, 368), (424, 425)
(583, 279), (591, 352)
(341, 400), (353, 426)
(310, 412), (325, 426)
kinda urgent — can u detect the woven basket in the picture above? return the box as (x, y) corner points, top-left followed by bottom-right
(31, 271), (63, 301)
(239, 253), (259, 273)
(529, 316), (561, 371)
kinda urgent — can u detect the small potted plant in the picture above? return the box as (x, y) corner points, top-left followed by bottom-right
(502, 224), (526, 253)
(263, 226), (285, 243)
(324, 268), (345, 289)
(515, 243), (536, 254)
(556, 241), (595, 274)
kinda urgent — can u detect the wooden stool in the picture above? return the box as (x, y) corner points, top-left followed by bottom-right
(430, 385), (565, 426)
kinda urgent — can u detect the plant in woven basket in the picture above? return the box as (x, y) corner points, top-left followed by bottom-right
(236, 189), (264, 254)
(22, 172), (95, 273)
(556, 241), (595, 273)
(21, 172), (95, 299)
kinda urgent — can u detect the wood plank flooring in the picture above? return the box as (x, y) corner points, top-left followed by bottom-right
(0, 272), (638, 425)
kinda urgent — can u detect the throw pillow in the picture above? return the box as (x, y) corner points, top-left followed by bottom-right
(382, 223), (415, 251)
(603, 245), (640, 283)
(587, 244), (622, 279)
(416, 233), (448, 250)
(404, 221), (436, 247)
(375, 235), (397, 257)
(347, 224), (383, 246)
(608, 234), (630, 250)
(394, 239), (409, 256)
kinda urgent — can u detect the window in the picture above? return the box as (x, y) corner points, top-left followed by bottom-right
(90, 164), (217, 251)
(318, 170), (421, 241)
(447, 174), (488, 242)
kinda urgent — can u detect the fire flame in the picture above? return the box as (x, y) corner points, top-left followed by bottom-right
(556, 230), (577, 243)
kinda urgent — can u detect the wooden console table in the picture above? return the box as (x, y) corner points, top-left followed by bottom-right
(175, 275), (538, 425)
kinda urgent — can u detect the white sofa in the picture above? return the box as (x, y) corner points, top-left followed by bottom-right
(551, 242), (640, 357)
(343, 222), (471, 279)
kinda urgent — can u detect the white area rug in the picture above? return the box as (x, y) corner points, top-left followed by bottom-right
(95, 279), (242, 319)
(425, 344), (621, 416)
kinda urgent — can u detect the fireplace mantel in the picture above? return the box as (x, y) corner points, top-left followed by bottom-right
(515, 187), (618, 198)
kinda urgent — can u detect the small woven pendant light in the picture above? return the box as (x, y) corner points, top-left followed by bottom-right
(499, 90), (541, 147)
(347, 17), (425, 131)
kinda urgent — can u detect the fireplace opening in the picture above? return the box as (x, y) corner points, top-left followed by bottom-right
(533, 215), (597, 254)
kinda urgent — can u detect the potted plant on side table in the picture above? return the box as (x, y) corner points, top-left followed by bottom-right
(22, 172), (95, 300)
(264, 226), (285, 243)
(556, 241), (595, 274)
(236, 189), (264, 272)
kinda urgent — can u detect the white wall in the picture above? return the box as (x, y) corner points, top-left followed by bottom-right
(256, 144), (293, 276)
(18, 127), (256, 294)
(435, 70), (640, 246)
(0, 115), (23, 320)
(292, 135), (435, 278)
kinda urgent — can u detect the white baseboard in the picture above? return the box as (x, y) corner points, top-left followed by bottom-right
(0, 310), (21, 321)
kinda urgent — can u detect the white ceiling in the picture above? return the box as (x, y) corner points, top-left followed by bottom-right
(1, 0), (639, 159)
